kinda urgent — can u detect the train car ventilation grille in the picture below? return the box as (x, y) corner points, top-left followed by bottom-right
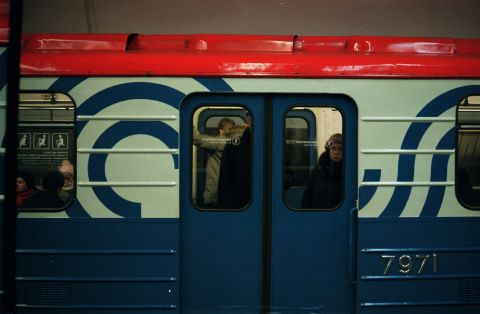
(461, 279), (480, 302)
(26, 282), (71, 305)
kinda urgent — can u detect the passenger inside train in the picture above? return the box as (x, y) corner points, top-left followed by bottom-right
(19, 170), (67, 209)
(191, 107), (249, 210)
(283, 106), (343, 209)
(192, 117), (236, 208)
(301, 133), (343, 209)
(58, 160), (75, 202)
(217, 114), (251, 209)
(16, 170), (36, 206)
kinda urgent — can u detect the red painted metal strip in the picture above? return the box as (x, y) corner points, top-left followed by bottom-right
(17, 34), (480, 78)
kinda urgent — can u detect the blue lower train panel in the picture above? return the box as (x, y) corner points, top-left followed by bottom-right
(16, 308), (176, 314)
(16, 219), (179, 313)
(357, 218), (480, 314)
(357, 305), (480, 314)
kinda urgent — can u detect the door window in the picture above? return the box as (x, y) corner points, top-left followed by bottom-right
(284, 106), (343, 210)
(191, 106), (251, 210)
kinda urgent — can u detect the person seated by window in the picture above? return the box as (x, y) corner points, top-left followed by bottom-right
(193, 117), (235, 208)
(301, 133), (343, 209)
(16, 170), (36, 206)
(20, 170), (66, 209)
(58, 160), (75, 202)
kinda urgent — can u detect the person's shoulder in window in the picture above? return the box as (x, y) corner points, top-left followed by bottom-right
(20, 170), (66, 209)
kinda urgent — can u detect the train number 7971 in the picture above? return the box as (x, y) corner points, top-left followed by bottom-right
(381, 254), (437, 275)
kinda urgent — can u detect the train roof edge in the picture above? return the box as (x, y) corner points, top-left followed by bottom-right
(1, 4), (479, 78)
(16, 33), (480, 78)
(21, 33), (480, 56)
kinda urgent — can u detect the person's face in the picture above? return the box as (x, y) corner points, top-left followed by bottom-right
(16, 177), (28, 193)
(329, 143), (343, 162)
(63, 172), (74, 187)
(219, 122), (233, 136)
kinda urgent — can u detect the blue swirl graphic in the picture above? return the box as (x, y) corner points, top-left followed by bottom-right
(380, 85), (480, 217)
(194, 78), (234, 92)
(359, 169), (382, 209)
(65, 200), (91, 218)
(76, 82), (184, 217)
(89, 121), (178, 218)
(420, 127), (455, 217)
(77, 82), (185, 133)
(48, 77), (87, 93)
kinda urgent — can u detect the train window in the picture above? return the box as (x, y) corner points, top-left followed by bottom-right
(457, 95), (480, 209)
(16, 92), (75, 211)
(285, 115), (312, 188)
(284, 106), (343, 210)
(191, 106), (250, 210)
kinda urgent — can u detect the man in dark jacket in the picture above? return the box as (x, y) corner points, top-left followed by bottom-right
(217, 117), (251, 209)
(301, 133), (343, 209)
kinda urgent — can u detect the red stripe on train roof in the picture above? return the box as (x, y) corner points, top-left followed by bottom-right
(0, 0), (8, 45)
(18, 34), (480, 78)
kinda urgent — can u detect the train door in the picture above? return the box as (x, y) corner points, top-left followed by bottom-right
(180, 93), (357, 313)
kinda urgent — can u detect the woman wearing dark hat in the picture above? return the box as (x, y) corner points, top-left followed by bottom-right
(301, 133), (343, 209)
(16, 170), (36, 206)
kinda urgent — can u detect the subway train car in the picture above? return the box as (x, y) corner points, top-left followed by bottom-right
(1, 29), (480, 314)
